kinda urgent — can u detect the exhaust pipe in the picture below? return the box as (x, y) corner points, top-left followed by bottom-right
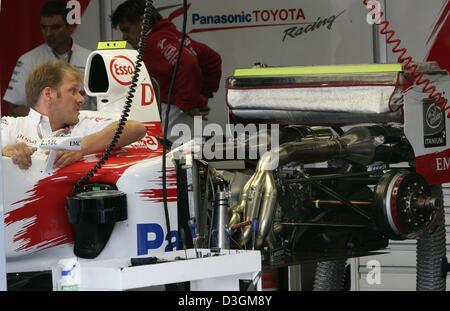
(232, 126), (411, 248)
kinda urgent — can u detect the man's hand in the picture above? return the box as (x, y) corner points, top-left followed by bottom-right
(53, 150), (84, 169)
(2, 143), (37, 170)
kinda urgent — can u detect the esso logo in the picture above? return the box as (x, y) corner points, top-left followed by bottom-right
(143, 135), (159, 150)
(110, 55), (135, 86)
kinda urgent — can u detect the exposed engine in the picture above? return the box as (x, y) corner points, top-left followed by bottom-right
(177, 125), (440, 256)
(174, 63), (448, 290)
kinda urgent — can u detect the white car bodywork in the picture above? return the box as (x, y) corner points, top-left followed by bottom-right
(4, 48), (178, 273)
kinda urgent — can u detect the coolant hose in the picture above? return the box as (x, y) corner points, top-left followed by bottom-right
(313, 260), (347, 291)
(416, 186), (447, 291)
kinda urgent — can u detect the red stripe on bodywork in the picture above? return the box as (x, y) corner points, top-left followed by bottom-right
(5, 122), (168, 252)
(189, 21), (312, 34)
(416, 148), (450, 185)
(137, 169), (178, 202)
(426, 1), (450, 71)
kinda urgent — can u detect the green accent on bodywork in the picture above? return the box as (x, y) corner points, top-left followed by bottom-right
(97, 41), (127, 50)
(233, 64), (402, 77)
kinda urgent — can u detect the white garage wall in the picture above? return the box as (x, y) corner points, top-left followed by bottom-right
(47, 0), (450, 126)
(105, 0), (374, 127)
(72, 1), (102, 51)
(385, 0), (447, 62)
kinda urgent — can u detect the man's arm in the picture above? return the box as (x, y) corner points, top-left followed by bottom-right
(172, 52), (205, 112)
(4, 56), (30, 117)
(147, 35), (204, 112)
(80, 120), (146, 155)
(53, 120), (146, 168)
(0, 116), (36, 170)
(190, 40), (222, 98)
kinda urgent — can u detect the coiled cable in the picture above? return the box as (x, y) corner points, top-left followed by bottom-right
(364, 0), (450, 116)
(73, 0), (154, 193)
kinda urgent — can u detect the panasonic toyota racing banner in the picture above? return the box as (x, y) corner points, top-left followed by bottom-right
(152, 0), (450, 126)
(111, 0), (374, 126)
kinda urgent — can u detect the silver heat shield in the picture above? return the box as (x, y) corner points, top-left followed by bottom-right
(227, 68), (404, 125)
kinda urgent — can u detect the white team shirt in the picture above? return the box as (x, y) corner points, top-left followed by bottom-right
(1, 109), (114, 149)
(3, 42), (95, 109)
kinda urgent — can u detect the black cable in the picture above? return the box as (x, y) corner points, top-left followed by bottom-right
(162, 0), (188, 248)
(73, 0), (154, 193)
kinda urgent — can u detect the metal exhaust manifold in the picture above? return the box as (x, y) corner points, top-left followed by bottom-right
(228, 125), (438, 249)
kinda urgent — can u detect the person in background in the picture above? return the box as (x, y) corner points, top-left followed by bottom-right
(111, 0), (222, 142)
(3, 0), (96, 117)
(1, 60), (146, 170)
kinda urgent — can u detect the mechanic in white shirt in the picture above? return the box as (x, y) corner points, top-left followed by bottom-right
(1, 60), (146, 170)
(3, 0), (95, 117)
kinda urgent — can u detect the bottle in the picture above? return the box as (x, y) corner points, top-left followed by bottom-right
(57, 257), (80, 291)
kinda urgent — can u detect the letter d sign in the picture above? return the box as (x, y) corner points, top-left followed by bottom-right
(141, 83), (155, 106)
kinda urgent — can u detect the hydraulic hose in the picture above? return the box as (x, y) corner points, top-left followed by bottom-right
(73, 0), (154, 193)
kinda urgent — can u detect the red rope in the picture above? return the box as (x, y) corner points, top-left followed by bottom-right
(363, 0), (450, 117)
